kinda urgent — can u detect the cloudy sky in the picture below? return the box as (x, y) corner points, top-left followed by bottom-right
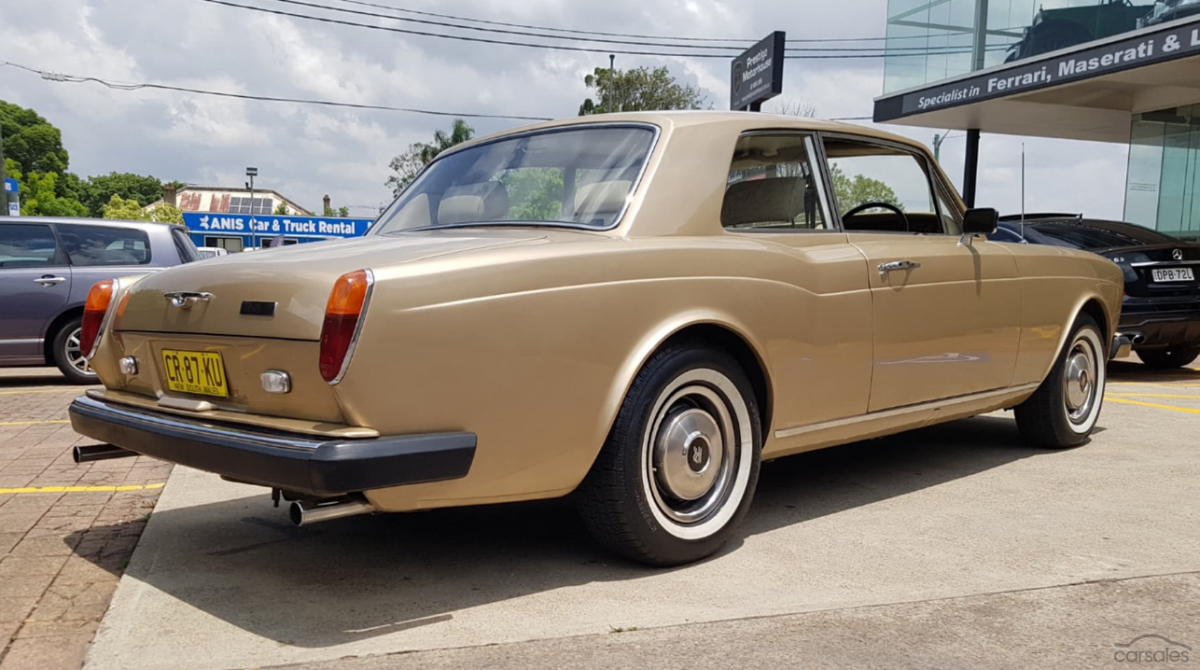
(0, 0), (1130, 218)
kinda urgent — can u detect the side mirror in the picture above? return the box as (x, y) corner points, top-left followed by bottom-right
(963, 207), (999, 235)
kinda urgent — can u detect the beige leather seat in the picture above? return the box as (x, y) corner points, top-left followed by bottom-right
(437, 182), (510, 225)
(720, 177), (806, 228)
(575, 180), (632, 227)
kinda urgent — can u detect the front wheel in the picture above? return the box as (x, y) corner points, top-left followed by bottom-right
(52, 318), (99, 385)
(1137, 346), (1200, 370)
(1014, 314), (1105, 449)
(576, 343), (762, 566)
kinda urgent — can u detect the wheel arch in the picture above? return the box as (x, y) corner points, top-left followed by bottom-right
(598, 314), (774, 456)
(42, 306), (84, 365)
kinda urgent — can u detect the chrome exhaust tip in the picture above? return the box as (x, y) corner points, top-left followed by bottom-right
(1131, 333), (1146, 345)
(289, 499), (373, 527)
(73, 444), (137, 463)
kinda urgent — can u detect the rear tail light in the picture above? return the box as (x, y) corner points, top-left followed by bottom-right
(319, 269), (373, 383)
(80, 280), (115, 358)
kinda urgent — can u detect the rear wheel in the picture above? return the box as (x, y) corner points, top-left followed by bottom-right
(51, 318), (99, 385)
(1138, 346), (1200, 370)
(577, 342), (762, 566)
(1014, 314), (1105, 449)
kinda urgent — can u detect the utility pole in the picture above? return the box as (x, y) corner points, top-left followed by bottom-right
(245, 166), (258, 251)
(608, 54), (616, 113)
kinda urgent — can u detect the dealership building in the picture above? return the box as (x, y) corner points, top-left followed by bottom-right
(874, 0), (1200, 239)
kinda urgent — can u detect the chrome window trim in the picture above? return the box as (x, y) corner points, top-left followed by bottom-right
(1130, 260), (1200, 267)
(328, 268), (375, 386)
(372, 122), (663, 235)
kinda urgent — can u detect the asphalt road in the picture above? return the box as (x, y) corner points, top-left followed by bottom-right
(69, 360), (1200, 670)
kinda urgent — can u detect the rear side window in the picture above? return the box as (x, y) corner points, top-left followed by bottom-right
(0, 224), (61, 268)
(58, 224), (152, 266)
(171, 227), (200, 264)
(721, 133), (831, 231)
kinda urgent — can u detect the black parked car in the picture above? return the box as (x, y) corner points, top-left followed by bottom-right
(991, 215), (1200, 369)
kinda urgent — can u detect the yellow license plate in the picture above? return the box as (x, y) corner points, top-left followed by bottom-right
(160, 349), (229, 398)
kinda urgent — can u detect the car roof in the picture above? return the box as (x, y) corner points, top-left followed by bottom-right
(3, 216), (179, 230)
(997, 216), (1183, 248)
(445, 111), (929, 157)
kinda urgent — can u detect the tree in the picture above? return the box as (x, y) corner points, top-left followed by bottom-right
(101, 194), (148, 221)
(274, 202), (289, 215)
(4, 158), (87, 217)
(386, 119), (475, 196)
(0, 101), (69, 175)
(829, 163), (901, 212)
(323, 205), (351, 217)
(148, 203), (183, 224)
(578, 66), (707, 116)
(80, 172), (164, 218)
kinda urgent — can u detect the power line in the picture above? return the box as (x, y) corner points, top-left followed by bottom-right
(267, 0), (998, 53)
(197, 0), (1003, 59)
(323, 0), (965, 44)
(0, 60), (553, 121)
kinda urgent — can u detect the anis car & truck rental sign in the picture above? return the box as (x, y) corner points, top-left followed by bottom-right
(183, 212), (373, 247)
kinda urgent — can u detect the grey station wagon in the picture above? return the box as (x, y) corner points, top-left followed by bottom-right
(0, 217), (199, 383)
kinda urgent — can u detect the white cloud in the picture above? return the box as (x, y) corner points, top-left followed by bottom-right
(0, 0), (1133, 219)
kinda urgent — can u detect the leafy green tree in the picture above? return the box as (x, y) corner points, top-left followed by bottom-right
(80, 172), (164, 218)
(829, 163), (901, 212)
(386, 119), (475, 196)
(101, 194), (149, 221)
(4, 158), (87, 217)
(0, 101), (69, 175)
(323, 205), (351, 217)
(579, 66), (707, 115)
(148, 203), (184, 224)
(274, 202), (289, 215)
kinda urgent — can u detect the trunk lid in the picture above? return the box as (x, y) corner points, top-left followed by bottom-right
(117, 230), (545, 340)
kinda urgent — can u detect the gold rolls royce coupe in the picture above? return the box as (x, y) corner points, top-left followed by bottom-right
(70, 112), (1130, 566)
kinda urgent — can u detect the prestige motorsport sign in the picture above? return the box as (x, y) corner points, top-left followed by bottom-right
(877, 20), (1200, 120)
(730, 31), (786, 111)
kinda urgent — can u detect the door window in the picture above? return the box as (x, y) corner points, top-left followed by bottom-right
(58, 224), (152, 266)
(204, 236), (244, 252)
(721, 134), (831, 231)
(823, 138), (944, 235)
(0, 224), (61, 268)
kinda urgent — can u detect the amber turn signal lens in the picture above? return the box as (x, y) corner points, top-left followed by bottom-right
(80, 280), (115, 358)
(319, 270), (373, 383)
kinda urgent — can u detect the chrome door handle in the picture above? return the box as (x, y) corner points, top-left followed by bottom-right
(878, 260), (921, 279)
(34, 276), (67, 286)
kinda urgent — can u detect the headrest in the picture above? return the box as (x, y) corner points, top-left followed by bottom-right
(575, 180), (632, 214)
(438, 182), (510, 225)
(720, 177), (804, 227)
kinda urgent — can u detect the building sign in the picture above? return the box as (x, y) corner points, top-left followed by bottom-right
(876, 20), (1200, 122)
(4, 178), (18, 217)
(182, 212), (373, 239)
(730, 31), (786, 111)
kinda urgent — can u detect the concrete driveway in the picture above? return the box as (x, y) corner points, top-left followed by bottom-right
(82, 361), (1200, 670)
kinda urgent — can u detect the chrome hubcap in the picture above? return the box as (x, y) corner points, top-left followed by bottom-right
(64, 327), (94, 376)
(646, 383), (737, 524)
(1063, 338), (1097, 424)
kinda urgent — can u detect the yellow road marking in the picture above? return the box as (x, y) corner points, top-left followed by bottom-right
(0, 420), (70, 426)
(1107, 393), (1200, 399)
(0, 389), (76, 395)
(1104, 397), (1200, 415)
(0, 483), (165, 495)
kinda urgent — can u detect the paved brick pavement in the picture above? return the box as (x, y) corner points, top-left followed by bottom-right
(0, 368), (170, 670)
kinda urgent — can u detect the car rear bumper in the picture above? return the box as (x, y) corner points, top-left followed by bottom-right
(1119, 309), (1200, 348)
(68, 395), (476, 497)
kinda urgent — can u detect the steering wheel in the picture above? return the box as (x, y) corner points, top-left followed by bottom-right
(842, 202), (911, 233)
